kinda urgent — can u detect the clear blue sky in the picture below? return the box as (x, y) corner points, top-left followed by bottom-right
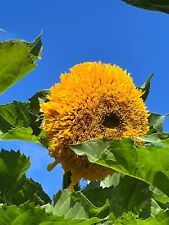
(0, 0), (169, 197)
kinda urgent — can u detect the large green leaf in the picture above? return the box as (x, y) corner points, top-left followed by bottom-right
(0, 149), (50, 205)
(0, 196), (168, 225)
(0, 35), (42, 94)
(108, 177), (150, 218)
(0, 204), (101, 225)
(123, 0), (169, 14)
(2, 203), (167, 225)
(83, 176), (150, 219)
(70, 138), (169, 197)
(45, 189), (108, 219)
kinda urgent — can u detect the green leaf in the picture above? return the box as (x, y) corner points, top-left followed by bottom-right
(83, 186), (111, 208)
(138, 133), (169, 147)
(1, 203), (168, 225)
(0, 101), (47, 146)
(83, 176), (150, 218)
(123, 0), (169, 14)
(0, 149), (50, 205)
(0, 101), (30, 132)
(29, 89), (49, 137)
(11, 178), (51, 206)
(45, 189), (108, 219)
(0, 149), (29, 203)
(114, 210), (169, 225)
(108, 177), (150, 218)
(150, 188), (169, 210)
(100, 173), (123, 188)
(29, 89), (49, 115)
(0, 127), (43, 145)
(0, 35), (42, 94)
(0, 90), (49, 147)
(26, 34), (42, 60)
(152, 192), (169, 205)
(149, 198), (162, 217)
(148, 112), (167, 133)
(70, 138), (169, 197)
(0, 204), (101, 225)
(139, 74), (153, 101)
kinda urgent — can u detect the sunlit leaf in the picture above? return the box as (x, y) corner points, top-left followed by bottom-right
(149, 187), (169, 212)
(152, 192), (169, 205)
(100, 173), (122, 188)
(0, 127), (43, 145)
(70, 138), (169, 197)
(114, 210), (169, 225)
(45, 189), (108, 219)
(0, 35), (42, 94)
(0, 204), (101, 225)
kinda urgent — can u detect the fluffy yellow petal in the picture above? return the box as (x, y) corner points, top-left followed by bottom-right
(41, 62), (149, 184)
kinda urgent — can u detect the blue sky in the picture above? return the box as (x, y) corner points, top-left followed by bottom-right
(0, 0), (169, 197)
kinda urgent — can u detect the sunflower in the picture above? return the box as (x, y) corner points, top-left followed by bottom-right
(41, 62), (149, 184)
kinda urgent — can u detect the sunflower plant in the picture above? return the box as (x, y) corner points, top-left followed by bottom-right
(1, 4), (169, 225)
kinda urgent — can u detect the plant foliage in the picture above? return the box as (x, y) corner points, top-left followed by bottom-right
(0, 10), (169, 223)
(0, 35), (42, 94)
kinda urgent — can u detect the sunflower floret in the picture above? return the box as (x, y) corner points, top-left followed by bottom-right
(41, 62), (149, 185)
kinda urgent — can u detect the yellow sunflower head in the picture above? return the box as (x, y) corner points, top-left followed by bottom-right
(41, 62), (149, 184)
